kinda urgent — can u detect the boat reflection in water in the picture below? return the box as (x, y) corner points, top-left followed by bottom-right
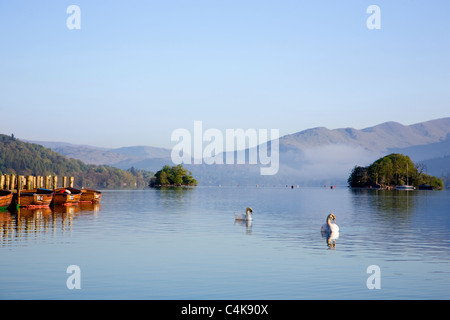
(0, 202), (101, 245)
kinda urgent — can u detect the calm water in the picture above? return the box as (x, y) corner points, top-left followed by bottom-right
(1, 187), (449, 300)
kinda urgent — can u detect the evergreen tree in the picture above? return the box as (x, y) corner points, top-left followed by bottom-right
(151, 164), (197, 186)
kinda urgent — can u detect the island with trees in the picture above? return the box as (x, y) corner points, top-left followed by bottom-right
(348, 153), (444, 190)
(149, 164), (197, 187)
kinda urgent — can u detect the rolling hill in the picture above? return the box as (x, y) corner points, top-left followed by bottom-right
(280, 118), (450, 153)
(0, 135), (153, 189)
(20, 117), (450, 186)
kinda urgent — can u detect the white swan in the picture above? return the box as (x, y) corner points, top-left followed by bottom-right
(321, 213), (339, 233)
(235, 207), (253, 221)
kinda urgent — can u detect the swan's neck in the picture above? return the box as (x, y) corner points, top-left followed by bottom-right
(327, 217), (333, 228)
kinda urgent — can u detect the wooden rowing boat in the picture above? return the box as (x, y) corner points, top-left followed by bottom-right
(14, 188), (54, 208)
(0, 190), (13, 209)
(52, 187), (82, 206)
(80, 189), (102, 203)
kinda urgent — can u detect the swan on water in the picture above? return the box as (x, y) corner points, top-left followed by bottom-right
(235, 207), (253, 221)
(321, 213), (339, 233)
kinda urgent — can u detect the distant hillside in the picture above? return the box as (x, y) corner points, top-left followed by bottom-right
(26, 140), (172, 167)
(0, 134), (153, 189)
(22, 117), (450, 186)
(423, 155), (450, 177)
(389, 136), (450, 162)
(281, 118), (450, 153)
(269, 118), (448, 183)
(111, 146), (171, 159)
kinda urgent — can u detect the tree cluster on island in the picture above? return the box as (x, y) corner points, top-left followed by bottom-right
(149, 164), (197, 187)
(348, 153), (444, 189)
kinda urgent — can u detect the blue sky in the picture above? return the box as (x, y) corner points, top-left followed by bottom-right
(1, 0), (449, 148)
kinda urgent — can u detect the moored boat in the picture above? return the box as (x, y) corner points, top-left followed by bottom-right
(396, 185), (415, 190)
(80, 189), (102, 203)
(52, 188), (82, 206)
(14, 188), (54, 208)
(396, 163), (414, 190)
(0, 190), (13, 209)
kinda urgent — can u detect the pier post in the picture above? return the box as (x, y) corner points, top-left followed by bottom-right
(26, 176), (33, 190)
(17, 176), (24, 191)
(63, 176), (67, 188)
(6, 175), (9, 189)
(5, 175), (10, 191)
(45, 176), (52, 189)
(69, 177), (74, 188)
(17, 175), (23, 206)
(53, 176), (58, 190)
(0, 175), (5, 190)
(10, 174), (16, 191)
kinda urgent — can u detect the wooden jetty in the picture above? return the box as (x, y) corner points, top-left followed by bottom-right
(0, 174), (101, 208)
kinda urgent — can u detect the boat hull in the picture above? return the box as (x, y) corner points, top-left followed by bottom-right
(14, 189), (54, 208)
(396, 185), (415, 190)
(52, 188), (82, 206)
(0, 190), (13, 209)
(80, 189), (102, 203)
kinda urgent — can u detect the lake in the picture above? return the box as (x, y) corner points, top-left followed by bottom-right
(1, 187), (449, 300)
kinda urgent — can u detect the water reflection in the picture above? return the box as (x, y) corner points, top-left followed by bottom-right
(350, 189), (419, 217)
(154, 187), (195, 210)
(348, 188), (450, 261)
(321, 230), (339, 249)
(155, 186), (195, 195)
(234, 219), (253, 235)
(0, 203), (100, 246)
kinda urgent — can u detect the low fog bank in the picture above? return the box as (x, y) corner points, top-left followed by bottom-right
(186, 144), (379, 186)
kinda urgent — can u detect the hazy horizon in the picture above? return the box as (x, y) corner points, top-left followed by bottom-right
(1, 1), (449, 149)
(14, 116), (450, 150)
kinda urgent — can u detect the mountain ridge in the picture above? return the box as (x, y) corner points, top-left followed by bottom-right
(19, 117), (450, 186)
(281, 117), (450, 153)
